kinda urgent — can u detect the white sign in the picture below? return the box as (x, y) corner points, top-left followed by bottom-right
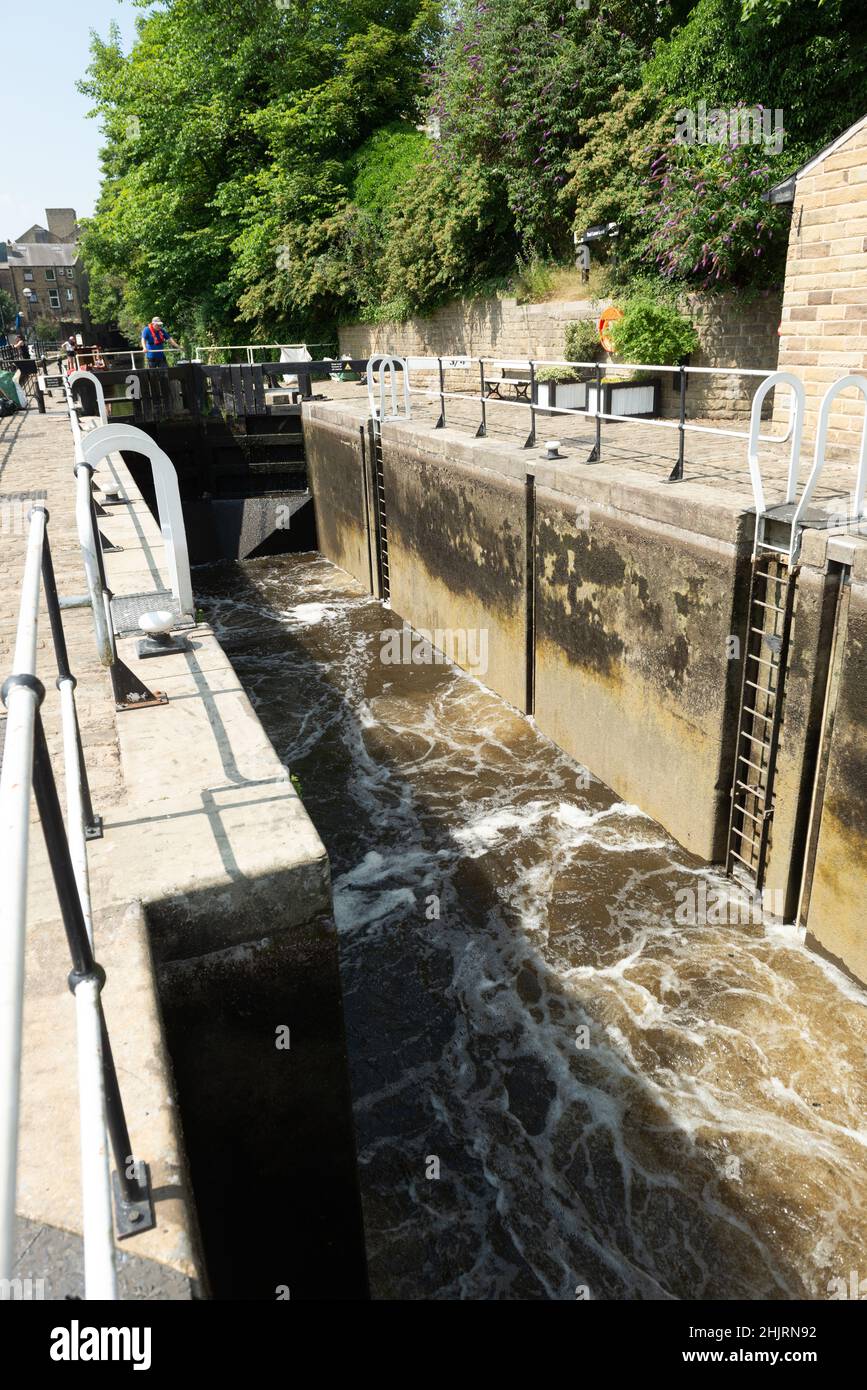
(407, 355), (472, 371)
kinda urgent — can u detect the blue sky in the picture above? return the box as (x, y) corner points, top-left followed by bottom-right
(3, 0), (141, 240)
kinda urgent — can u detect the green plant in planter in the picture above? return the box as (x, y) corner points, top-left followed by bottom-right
(536, 365), (583, 384)
(564, 318), (601, 364)
(607, 299), (698, 366)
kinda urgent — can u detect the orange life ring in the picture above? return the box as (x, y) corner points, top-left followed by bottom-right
(598, 305), (623, 354)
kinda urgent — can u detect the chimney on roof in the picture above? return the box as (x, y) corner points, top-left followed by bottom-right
(45, 208), (78, 242)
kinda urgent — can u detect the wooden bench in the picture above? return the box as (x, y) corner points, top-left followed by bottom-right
(483, 362), (533, 401)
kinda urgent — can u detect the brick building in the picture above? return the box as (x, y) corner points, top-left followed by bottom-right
(0, 207), (89, 343)
(771, 116), (867, 451)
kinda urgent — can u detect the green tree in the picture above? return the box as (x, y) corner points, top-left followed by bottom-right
(0, 287), (16, 338)
(79, 0), (439, 342)
(568, 0), (867, 290)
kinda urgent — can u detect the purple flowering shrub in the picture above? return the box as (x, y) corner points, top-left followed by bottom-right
(642, 140), (791, 288)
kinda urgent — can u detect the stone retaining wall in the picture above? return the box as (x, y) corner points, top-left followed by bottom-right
(339, 290), (783, 422)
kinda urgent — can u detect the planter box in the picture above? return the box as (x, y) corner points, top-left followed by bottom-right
(535, 380), (587, 415)
(587, 378), (661, 419)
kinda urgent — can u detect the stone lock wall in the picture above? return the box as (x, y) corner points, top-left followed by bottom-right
(303, 400), (752, 861)
(302, 399), (867, 982)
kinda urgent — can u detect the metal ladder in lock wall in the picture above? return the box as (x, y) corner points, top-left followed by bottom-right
(366, 356), (411, 605)
(371, 423), (391, 602)
(725, 519), (798, 889)
(725, 372), (867, 894)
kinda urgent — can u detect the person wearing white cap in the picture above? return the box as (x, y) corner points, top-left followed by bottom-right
(141, 315), (179, 366)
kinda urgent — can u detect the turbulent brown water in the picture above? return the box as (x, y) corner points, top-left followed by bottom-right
(197, 551), (867, 1302)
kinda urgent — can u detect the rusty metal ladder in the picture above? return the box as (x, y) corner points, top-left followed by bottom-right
(725, 519), (798, 890)
(371, 419), (390, 602)
(726, 369), (867, 894)
(365, 356), (410, 606)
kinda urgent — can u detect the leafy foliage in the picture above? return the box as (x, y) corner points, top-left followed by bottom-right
(79, 0), (439, 342)
(78, 0), (867, 339)
(607, 299), (699, 364)
(642, 140), (791, 288)
(564, 319), (602, 363)
(535, 364), (582, 383)
(0, 288), (17, 334)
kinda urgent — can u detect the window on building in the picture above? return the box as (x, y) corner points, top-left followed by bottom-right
(48, 290), (60, 309)
(66, 267), (74, 279)
(45, 267), (56, 281)
(66, 288), (74, 302)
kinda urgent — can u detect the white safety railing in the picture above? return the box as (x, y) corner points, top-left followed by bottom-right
(747, 371), (806, 518)
(85, 347), (186, 371)
(0, 507), (154, 1298)
(789, 375), (867, 561)
(367, 355), (412, 422)
(79, 423), (194, 619)
(61, 372), (190, 706)
(67, 369), (108, 425)
(192, 341), (334, 364)
(64, 371), (193, 612)
(0, 512), (45, 1289)
(365, 353), (867, 563)
(362, 353), (798, 483)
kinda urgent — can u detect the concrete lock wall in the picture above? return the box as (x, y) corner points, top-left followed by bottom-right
(305, 409), (375, 591)
(380, 424), (529, 713)
(303, 400), (867, 979)
(304, 402), (750, 861)
(797, 538), (867, 984)
(530, 470), (751, 860)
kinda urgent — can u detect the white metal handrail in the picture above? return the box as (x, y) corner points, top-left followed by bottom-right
(67, 369), (108, 426)
(88, 347), (186, 370)
(367, 355), (412, 422)
(746, 371), (806, 516)
(0, 509), (117, 1298)
(193, 340), (333, 364)
(79, 423), (194, 618)
(0, 510), (45, 1288)
(789, 375), (867, 561)
(397, 355), (795, 448)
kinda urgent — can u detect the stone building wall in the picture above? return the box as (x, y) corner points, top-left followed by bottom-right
(775, 118), (867, 453)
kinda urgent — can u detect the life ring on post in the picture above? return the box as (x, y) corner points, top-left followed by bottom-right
(598, 305), (623, 354)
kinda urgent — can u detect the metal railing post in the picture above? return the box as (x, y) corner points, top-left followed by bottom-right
(587, 364), (603, 462)
(477, 359), (487, 438)
(525, 361), (537, 450)
(436, 357), (446, 429)
(40, 527), (103, 840)
(668, 366), (687, 483)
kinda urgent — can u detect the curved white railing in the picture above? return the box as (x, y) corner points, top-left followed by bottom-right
(67, 369), (108, 426)
(79, 423), (194, 618)
(367, 355), (412, 422)
(746, 371), (806, 516)
(789, 374), (867, 560)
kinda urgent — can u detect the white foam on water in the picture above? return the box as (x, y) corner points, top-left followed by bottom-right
(198, 552), (867, 1302)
